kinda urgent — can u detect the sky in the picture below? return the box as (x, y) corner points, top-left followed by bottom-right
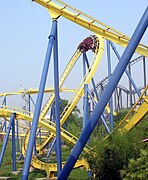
(0, 0), (147, 107)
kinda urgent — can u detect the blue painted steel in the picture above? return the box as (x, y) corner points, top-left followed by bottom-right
(83, 84), (88, 129)
(2, 96), (7, 133)
(16, 120), (20, 152)
(30, 95), (36, 106)
(58, 7), (148, 179)
(18, 154), (23, 161)
(84, 53), (110, 133)
(101, 114), (111, 133)
(50, 103), (54, 121)
(47, 138), (56, 158)
(0, 113), (16, 166)
(33, 143), (37, 156)
(107, 40), (114, 128)
(12, 116), (16, 171)
(87, 89), (110, 133)
(82, 54), (88, 129)
(2, 120), (6, 133)
(39, 128), (42, 144)
(109, 41), (141, 97)
(53, 20), (62, 174)
(28, 94), (31, 127)
(21, 20), (57, 180)
(84, 53), (99, 100)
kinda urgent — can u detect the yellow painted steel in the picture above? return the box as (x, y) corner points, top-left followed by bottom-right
(121, 85), (148, 131)
(123, 96), (148, 131)
(39, 50), (81, 119)
(0, 88), (78, 97)
(115, 85), (148, 131)
(35, 35), (103, 153)
(0, 107), (90, 176)
(0, 108), (91, 151)
(29, 35), (104, 155)
(22, 131), (89, 177)
(60, 35), (104, 126)
(34, 0), (148, 56)
(101, 85), (148, 143)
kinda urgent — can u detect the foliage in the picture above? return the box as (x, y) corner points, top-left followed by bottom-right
(60, 99), (82, 136)
(113, 108), (129, 123)
(121, 149), (148, 179)
(86, 116), (148, 180)
(87, 132), (135, 179)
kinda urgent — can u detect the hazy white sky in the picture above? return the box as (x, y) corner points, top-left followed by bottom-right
(0, 0), (147, 97)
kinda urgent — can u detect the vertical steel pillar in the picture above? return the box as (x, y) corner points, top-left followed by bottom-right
(83, 84), (88, 129)
(2, 96), (7, 133)
(16, 120), (19, 152)
(84, 53), (110, 133)
(82, 57), (91, 178)
(120, 90), (123, 109)
(128, 64), (133, 108)
(58, 7), (148, 179)
(114, 89), (117, 111)
(84, 53), (99, 100)
(109, 41), (141, 97)
(47, 137), (56, 158)
(28, 94), (31, 127)
(87, 89), (110, 133)
(39, 128), (42, 144)
(126, 92), (129, 109)
(83, 53), (88, 129)
(12, 115), (16, 172)
(106, 40), (114, 128)
(143, 56), (147, 95)
(0, 113), (16, 166)
(53, 20), (62, 174)
(21, 20), (57, 180)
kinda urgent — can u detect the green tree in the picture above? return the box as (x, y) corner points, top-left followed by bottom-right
(121, 149), (148, 179)
(60, 98), (82, 135)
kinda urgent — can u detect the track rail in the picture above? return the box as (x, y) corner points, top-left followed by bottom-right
(34, 0), (148, 56)
(0, 107), (90, 176)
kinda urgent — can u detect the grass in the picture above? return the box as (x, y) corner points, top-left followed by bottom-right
(0, 141), (88, 179)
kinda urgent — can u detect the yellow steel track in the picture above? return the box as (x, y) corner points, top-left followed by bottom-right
(34, 0), (148, 56)
(119, 85), (148, 131)
(0, 1), (147, 176)
(35, 35), (104, 153)
(39, 50), (81, 119)
(0, 107), (90, 176)
(0, 88), (78, 97)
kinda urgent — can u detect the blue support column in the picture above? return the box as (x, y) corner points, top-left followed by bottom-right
(30, 95), (36, 107)
(107, 40), (114, 129)
(87, 89), (110, 133)
(47, 138), (56, 158)
(84, 53), (110, 132)
(82, 53), (88, 129)
(53, 20), (62, 174)
(12, 115), (16, 172)
(21, 20), (57, 180)
(109, 41), (141, 97)
(16, 120), (19, 152)
(84, 53), (99, 100)
(58, 7), (148, 179)
(0, 113), (16, 167)
(2, 96), (7, 133)
(28, 94), (31, 127)
(83, 84), (88, 129)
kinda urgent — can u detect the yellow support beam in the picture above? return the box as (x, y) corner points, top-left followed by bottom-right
(0, 107), (90, 177)
(0, 88), (78, 97)
(123, 95), (148, 131)
(34, 0), (148, 56)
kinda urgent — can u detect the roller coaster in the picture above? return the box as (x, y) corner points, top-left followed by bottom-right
(0, 1), (148, 179)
